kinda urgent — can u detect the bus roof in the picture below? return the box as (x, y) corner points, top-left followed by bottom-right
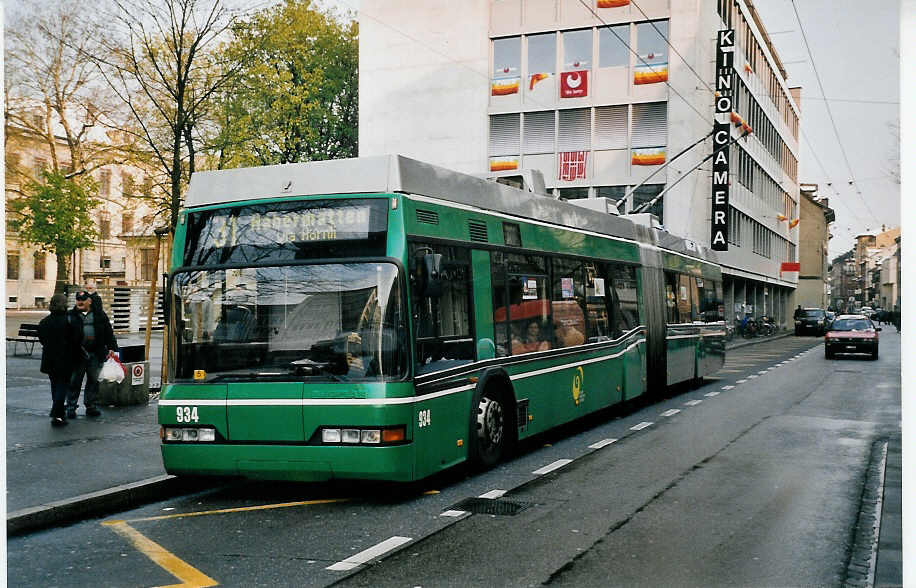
(185, 155), (718, 266)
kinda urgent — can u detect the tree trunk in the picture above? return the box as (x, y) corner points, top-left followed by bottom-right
(55, 251), (71, 294)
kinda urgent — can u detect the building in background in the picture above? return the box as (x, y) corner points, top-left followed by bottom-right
(795, 183), (834, 308)
(360, 0), (802, 326)
(5, 120), (167, 309)
(828, 251), (856, 312)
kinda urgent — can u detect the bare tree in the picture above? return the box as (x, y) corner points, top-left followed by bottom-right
(5, 0), (140, 292)
(94, 0), (241, 231)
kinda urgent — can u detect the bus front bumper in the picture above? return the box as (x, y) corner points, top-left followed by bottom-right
(161, 443), (415, 482)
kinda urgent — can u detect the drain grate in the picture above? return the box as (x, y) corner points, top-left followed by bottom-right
(449, 497), (533, 516)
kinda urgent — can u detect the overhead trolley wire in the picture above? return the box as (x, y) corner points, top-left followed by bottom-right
(789, 0), (881, 226)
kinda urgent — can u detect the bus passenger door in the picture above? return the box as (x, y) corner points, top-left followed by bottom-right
(226, 383), (304, 441)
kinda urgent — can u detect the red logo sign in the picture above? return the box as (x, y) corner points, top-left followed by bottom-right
(560, 71), (588, 98)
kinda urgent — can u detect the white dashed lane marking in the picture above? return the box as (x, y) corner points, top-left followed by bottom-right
(684, 400), (703, 406)
(440, 510), (467, 517)
(721, 385), (735, 390)
(533, 459), (573, 475)
(326, 536), (412, 571)
(704, 391), (720, 397)
(478, 489), (506, 499)
(630, 422), (653, 431)
(736, 379), (748, 384)
(660, 409), (680, 417)
(588, 438), (618, 449)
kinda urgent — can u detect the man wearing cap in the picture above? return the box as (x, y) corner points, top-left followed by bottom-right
(67, 290), (118, 418)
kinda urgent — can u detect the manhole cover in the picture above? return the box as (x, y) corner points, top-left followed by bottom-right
(449, 497), (533, 516)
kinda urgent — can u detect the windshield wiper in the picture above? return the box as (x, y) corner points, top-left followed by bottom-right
(206, 372), (288, 382)
(291, 358), (349, 382)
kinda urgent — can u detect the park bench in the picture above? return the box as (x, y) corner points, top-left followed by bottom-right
(7, 324), (40, 356)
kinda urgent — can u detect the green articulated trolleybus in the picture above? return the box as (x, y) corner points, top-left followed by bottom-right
(159, 155), (726, 482)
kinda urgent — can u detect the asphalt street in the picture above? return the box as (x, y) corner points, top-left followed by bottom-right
(5, 329), (902, 587)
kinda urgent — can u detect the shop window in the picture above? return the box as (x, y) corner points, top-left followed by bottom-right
(558, 187), (589, 200)
(632, 184), (664, 222)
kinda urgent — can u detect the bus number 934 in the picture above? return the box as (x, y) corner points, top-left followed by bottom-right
(176, 406), (199, 423)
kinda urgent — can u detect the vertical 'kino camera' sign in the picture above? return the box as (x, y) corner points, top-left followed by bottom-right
(711, 29), (734, 251)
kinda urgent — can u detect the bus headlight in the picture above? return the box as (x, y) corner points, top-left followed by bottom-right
(319, 426), (406, 446)
(161, 426), (216, 442)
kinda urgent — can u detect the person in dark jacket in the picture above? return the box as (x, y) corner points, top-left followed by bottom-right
(38, 294), (81, 426)
(67, 289), (119, 418)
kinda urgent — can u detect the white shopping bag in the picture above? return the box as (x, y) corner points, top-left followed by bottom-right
(99, 353), (126, 383)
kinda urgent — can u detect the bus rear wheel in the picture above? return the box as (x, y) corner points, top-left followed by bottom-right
(474, 391), (511, 468)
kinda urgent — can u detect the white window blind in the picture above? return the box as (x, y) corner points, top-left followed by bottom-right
(489, 114), (520, 156)
(594, 105), (627, 150)
(523, 111), (555, 154)
(558, 108), (591, 151)
(631, 102), (667, 148)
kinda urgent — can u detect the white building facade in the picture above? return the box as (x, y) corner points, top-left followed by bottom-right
(359, 0), (801, 325)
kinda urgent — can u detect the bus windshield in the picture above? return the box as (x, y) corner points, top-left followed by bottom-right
(170, 263), (407, 382)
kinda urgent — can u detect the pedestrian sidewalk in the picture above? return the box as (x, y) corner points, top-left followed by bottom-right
(5, 332), (202, 535)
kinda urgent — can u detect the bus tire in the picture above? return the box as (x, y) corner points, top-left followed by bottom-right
(470, 383), (515, 469)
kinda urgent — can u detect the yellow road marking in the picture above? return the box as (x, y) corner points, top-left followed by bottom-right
(102, 520), (218, 588)
(117, 498), (348, 523)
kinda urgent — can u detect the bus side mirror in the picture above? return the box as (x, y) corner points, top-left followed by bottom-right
(418, 252), (443, 298)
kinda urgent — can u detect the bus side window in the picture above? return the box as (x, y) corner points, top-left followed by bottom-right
(664, 271), (679, 324)
(411, 243), (475, 372)
(611, 264), (639, 334)
(551, 258), (586, 349)
(584, 262), (611, 341)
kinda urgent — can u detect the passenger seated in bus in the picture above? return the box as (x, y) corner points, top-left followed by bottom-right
(554, 319), (585, 347)
(513, 320), (551, 354)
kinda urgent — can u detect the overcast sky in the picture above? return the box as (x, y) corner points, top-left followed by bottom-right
(752, 0), (901, 259)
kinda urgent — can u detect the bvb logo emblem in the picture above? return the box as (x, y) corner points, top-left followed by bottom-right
(572, 367), (585, 405)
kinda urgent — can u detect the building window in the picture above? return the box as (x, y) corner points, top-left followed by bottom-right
(558, 187), (589, 200)
(637, 21), (668, 67)
(596, 186), (627, 202)
(489, 113), (521, 156)
(493, 36), (520, 79)
(101, 257), (112, 269)
(99, 212), (111, 240)
(99, 169), (111, 197)
(527, 32), (555, 76)
(142, 176), (153, 197)
(34, 252), (46, 280)
(562, 29), (592, 71)
(122, 173), (135, 197)
(33, 157), (48, 177)
(122, 212), (134, 235)
(140, 248), (157, 281)
(558, 108), (590, 151)
(631, 102), (667, 148)
(594, 105), (627, 150)
(523, 111), (556, 154)
(632, 184), (664, 222)
(599, 24), (629, 68)
(7, 252), (20, 280)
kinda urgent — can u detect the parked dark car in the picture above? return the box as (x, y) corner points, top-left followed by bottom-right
(795, 308), (827, 335)
(824, 314), (880, 359)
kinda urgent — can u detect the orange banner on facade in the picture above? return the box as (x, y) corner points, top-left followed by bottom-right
(490, 157), (519, 172)
(634, 64), (668, 85)
(597, 0), (630, 7)
(529, 73), (550, 90)
(632, 148), (666, 166)
(491, 77), (519, 96)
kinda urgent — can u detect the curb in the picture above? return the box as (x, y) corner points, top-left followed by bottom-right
(7, 474), (208, 536)
(726, 331), (795, 350)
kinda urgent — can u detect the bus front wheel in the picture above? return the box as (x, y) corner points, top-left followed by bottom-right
(473, 389), (513, 468)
